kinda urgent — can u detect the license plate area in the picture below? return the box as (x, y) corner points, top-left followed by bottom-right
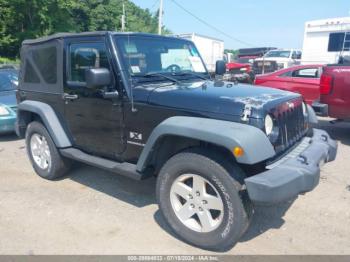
(266, 137), (311, 169)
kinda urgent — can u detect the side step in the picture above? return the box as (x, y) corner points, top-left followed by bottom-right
(60, 148), (149, 180)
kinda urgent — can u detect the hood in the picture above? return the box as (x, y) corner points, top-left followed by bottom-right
(134, 80), (300, 119)
(255, 57), (290, 62)
(0, 90), (16, 107)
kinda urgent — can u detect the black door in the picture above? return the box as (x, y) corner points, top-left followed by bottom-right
(63, 38), (125, 159)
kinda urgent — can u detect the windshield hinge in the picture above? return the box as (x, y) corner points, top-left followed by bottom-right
(241, 104), (252, 122)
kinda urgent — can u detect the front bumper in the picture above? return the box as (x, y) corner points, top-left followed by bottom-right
(312, 101), (328, 117)
(245, 129), (337, 205)
(0, 115), (16, 134)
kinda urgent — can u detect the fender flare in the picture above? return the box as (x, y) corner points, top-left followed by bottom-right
(136, 116), (275, 172)
(17, 100), (72, 148)
(307, 104), (318, 124)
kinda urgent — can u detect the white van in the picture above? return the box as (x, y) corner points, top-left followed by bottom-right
(175, 33), (224, 73)
(302, 17), (350, 65)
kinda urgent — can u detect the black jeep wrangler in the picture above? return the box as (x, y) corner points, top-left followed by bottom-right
(16, 32), (337, 251)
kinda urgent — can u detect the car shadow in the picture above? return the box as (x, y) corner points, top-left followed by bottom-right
(66, 162), (298, 247)
(315, 118), (350, 146)
(239, 199), (295, 242)
(67, 163), (157, 208)
(0, 133), (21, 142)
(154, 198), (296, 248)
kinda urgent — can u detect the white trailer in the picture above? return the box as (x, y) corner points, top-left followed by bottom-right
(302, 17), (350, 65)
(175, 33), (224, 72)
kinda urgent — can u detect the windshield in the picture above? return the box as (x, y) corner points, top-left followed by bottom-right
(114, 36), (208, 79)
(264, 50), (291, 58)
(0, 70), (18, 91)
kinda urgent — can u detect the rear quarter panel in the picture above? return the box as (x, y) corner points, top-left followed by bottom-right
(255, 75), (295, 93)
(321, 66), (350, 119)
(255, 69), (320, 105)
(290, 77), (320, 105)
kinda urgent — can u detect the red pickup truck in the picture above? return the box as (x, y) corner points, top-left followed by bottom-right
(312, 64), (350, 119)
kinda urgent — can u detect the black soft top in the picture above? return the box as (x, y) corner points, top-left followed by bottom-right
(22, 31), (183, 45)
(20, 31), (190, 94)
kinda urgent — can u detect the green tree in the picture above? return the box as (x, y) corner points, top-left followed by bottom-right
(0, 0), (170, 58)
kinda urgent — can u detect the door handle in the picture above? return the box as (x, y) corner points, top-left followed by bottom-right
(102, 90), (119, 99)
(63, 93), (79, 100)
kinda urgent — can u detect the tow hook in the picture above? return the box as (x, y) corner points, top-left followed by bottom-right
(241, 104), (252, 122)
(298, 155), (308, 165)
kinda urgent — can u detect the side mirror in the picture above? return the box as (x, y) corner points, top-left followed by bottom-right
(215, 60), (226, 76)
(85, 68), (111, 89)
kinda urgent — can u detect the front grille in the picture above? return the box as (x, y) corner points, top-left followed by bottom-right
(272, 98), (308, 154)
(253, 61), (278, 74)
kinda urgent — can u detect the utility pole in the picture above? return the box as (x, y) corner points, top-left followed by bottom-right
(121, 3), (126, 32)
(158, 0), (163, 35)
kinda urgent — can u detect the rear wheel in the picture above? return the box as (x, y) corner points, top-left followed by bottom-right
(25, 121), (71, 180)
(156, 149), (252, 251)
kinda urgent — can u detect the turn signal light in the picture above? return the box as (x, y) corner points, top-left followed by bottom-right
(233, 147), (244, 157)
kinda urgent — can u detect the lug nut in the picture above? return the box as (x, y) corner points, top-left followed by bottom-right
(198, 207), (203, 212)
(202, 200), (207, 205)
(196, 191), (200, 196)
(188, 194), (193, 199)
(190, 204), (195, 208)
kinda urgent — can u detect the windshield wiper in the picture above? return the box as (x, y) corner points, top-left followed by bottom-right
(173, 71), (210, 80)
(139, 72), (180, 84)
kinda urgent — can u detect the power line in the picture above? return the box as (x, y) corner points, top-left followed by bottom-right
(170, 0), (253, 47)
(149, 0), (159, 12)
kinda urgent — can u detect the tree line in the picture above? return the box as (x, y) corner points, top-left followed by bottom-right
(0, 0), (169, 58)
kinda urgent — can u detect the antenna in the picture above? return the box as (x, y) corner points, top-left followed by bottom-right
(158, 0), (163, 35)
(121, 3), (126, 32)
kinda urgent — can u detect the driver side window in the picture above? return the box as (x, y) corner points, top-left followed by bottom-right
(68, 42), (110, 83)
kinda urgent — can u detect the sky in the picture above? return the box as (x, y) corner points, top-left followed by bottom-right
(131, 0), (350, 50)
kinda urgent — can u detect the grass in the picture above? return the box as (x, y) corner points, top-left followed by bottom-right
(0, 57), (20, 65)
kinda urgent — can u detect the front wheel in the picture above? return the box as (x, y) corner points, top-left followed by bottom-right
(156, 149), (251, 251)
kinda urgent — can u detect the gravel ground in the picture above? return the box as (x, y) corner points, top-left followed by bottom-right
(0, 118), (349, 255)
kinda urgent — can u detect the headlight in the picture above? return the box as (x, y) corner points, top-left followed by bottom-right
(265, 114), (274, 136)
(302, 102), (308, 116)
(0, 106), (10, 116)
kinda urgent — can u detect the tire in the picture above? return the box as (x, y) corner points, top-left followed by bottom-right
(156, 148), (252, 251)
(25, 121), (71, 180)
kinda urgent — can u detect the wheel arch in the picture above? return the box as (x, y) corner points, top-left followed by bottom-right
(136, 116), (275, 172)
(16, 100), (71, 148)
(145, 134), (237, 176)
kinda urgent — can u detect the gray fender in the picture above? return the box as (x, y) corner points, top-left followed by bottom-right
(17, 100), (72, 148)
(136, 116), (275, 172)
(307, 104), (318, 124)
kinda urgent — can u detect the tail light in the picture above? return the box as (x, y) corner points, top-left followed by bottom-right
(320, 74), (333, 95)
